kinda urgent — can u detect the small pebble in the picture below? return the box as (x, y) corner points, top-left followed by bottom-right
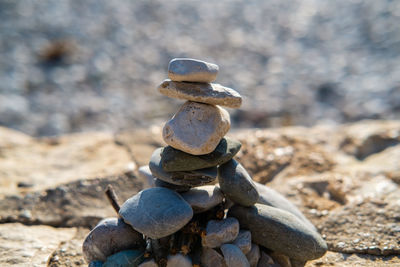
(180, 185), (224, 213)
(167, 254), (192, 267)
(201, 247), (226, 267)
(221, 244), (250, 267)
(233, 230), (252, 254)
(138, 165), (155, 187)
(154, 178), (191, 192)
(102, 250), (144, 267)
(246, 243), (260, 267)
(257, 251), (276, 267)
(168, 58), (219, 83)
(138, 259), (157, 267)
(202, 217), (240, 248)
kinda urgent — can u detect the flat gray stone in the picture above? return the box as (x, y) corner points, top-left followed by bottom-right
(154, 178), (191, 192)
(221, 244), (250, 267)
(159, 80), (242, 108)
(255, 182), (316, 231)
(180, 185), (224, 213)
(149, 147), (218, 186)
(233, 230), (252, 254)
(82, 217), (145, 262)
(163, 101), (231, 155)
(246, 243), (260, 267)
(202, 217), (239, 248)
(218, 159), (259, 207)
(161, 137), (241, 172)
(201, 247), (226, 267)
(138, 165), (155, 188)
(167, 254), (192, 267)
(119, 187), (193, 239)
(103, 250), (144, 267)
(168, 58), (219, 83)
(228, 204), (328, 262)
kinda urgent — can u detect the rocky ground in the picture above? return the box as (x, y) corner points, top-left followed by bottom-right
(1, 0), (400, 136)
(0, 120), (399, 266)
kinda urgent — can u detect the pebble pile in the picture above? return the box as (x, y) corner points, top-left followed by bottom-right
(82, 58), (328, 267)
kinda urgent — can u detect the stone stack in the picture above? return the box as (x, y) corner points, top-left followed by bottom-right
(82, 58), (327, 267)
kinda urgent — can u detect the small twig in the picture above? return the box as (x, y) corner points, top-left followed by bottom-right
(105, 184), (120, 213)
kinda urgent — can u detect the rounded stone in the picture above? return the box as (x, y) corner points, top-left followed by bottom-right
(102, 250), (144, 267)
(161, 137), (242, 172)
(162, 101), (231, 155)
(82, 217), (145, 262)
(218, 159), (259, 206)
(119, 187), (193, 239)
(221, 244), (250, 267)
(168, 58), (219, 83)
(245, 243), (260, 267)
(228, 203), (328, 262)
(154, 178), (191, 192)
(201, 247), (226, 267)
(89, 261), (103, 267)
(180, 185), (224, 213)
(202, 217), (240, 248)
(149, 147), (217, 186)
(233, 230), (252, 254)
(138, 165), (155, 188)
(255, 182), (316, 231)
(138, 259), (157, 267)
(158, 80), (242, 108)
(166, 254), (192, 267)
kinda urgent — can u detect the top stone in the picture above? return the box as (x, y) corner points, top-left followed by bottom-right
(168, 58), (219, 83)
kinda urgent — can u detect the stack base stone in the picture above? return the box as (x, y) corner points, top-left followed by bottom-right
(163, 101), (230, 155)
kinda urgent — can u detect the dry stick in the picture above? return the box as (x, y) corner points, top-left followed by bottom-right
(105, 184), (120, 214)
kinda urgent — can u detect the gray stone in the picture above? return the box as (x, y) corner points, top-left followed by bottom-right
(82, 217), (145, 262)
(180, 185), (224, 213)
(89, 261), (103, 267)
(257, 252), (276, 267)
(154, 178), (191, 192)
(149, 147), (218, 186)
(168, 58), (219, 83)
(119, 187), (193, 239)
(218, 159), (259, 206)
(167, 254), (192, 267)
(163, 101), (231, 155)
(159, 80), (242, 108)
(228, 204), (328, 262)
(202, 217), (240, 248)
(201, 247), (226, 267)
(233, 230), (252, 254)
(138, 165), (155, 188)
(103, 250), (144, 267)
(255, 182), (316, 231)
(246, 243), (260, 267)
(138, 259), (157, 267)
(221, 244), (250, 267)
(161, 137), (242, 172)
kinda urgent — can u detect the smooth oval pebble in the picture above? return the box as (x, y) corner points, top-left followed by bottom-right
(163, 101), (230, 155)
(161, 137), (242, 172)
(159, 80), (242, 108)
(168, 58), (219, 83)
(221, 244), (250, 267)
(180, 185), (224, 213)
(202, 217), (239, 248)
(82, 217), (145, 262)
(138, 259), (157, 267)
(228, 203), (328, 262)
(166, 254), (192, 267)
(150, 147), (218, 186)
(138, 165), (155, 188)
(154, 178), (191, 192)
(256, 251), (275, 267)
(103, 250), (144, 267)
(218, 159), (259, 206)
(201, 247), (226, 267)
(119, 187), (193, 239)
(255, 182), (316, 231)
(245, 243), (260, 267)
(233, 230), (252, 254)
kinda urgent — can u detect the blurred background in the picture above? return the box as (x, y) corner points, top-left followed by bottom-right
(0, 0), (399, 136)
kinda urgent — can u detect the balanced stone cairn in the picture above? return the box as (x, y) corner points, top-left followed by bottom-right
(82, 58), (328, 267)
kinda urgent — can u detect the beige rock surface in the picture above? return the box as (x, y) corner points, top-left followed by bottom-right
(0, 120), (399, 266)
(163, 101), (230, 155)
(158, 79), (242, 108)
(168, 58), (219, 83)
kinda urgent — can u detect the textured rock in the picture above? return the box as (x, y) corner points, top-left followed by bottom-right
(257, 251), (276, 267)
(161, 137), (241, 171)
(82, 217), (145, 262)
(218, 159), (259, 206)
(159, 80), (242, 108)
(119, 187), (193, 239)
(246, 243), (260, 267)
(233, 230), (252, 254)
(163, 101), (231, 155)
(138, 165), (155, 188)
(149, 147), (218, 186)
(201, 247), (226, 267)
(102, 250), (144, 267)
(202, 217), (239, 248)
(167, 254), (192, 267)
(154, 178), (191, 192)
(221, 244), (250, 267)
(228, 204), (327, 261)
(180, 185), (224, 213)
(168, 58), (219, 83)
(255, 182), (316, 231)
